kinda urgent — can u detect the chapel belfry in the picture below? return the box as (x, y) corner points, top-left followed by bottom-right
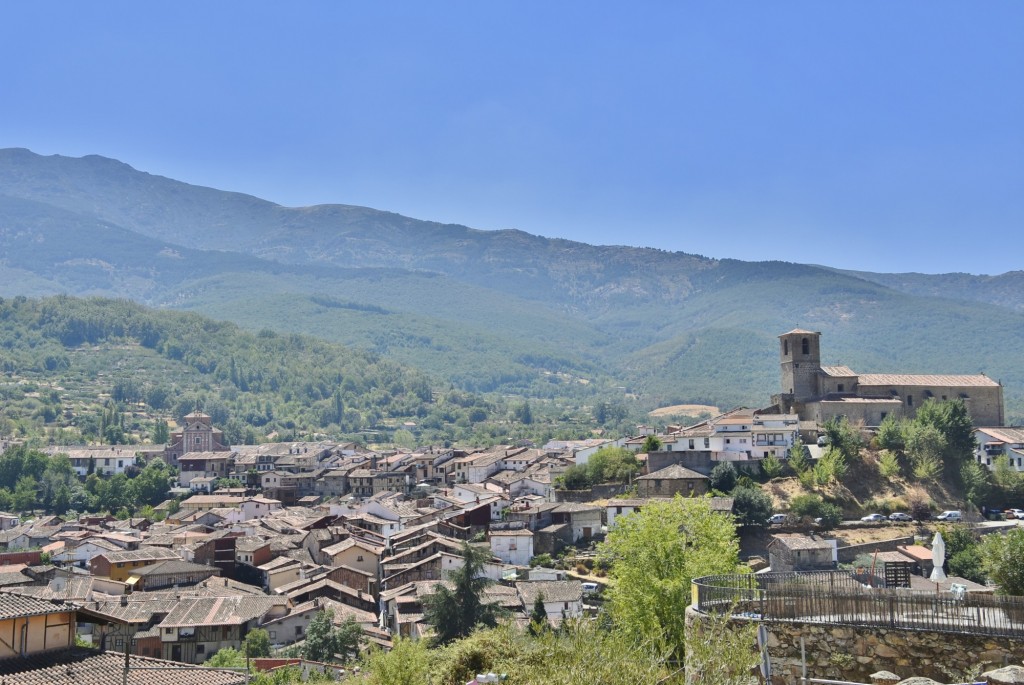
(779, 329), (822, 402)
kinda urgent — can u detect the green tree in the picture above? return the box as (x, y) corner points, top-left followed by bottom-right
(709, 462), (737, 493)
(12, 476), (38, 512)
(730, 486), (773, 527)
(788, 436), (809, 474)
(814, 447), (848, 485)
(599, 495), (741, 660)
(641, 435), (662, 453)
(302, 610), (362, 663)
(760, 454), (783, 479)
(992, 455), (1020, 490)
(960, 460), (992, 506)
(823, 416), (862, 461)
(243, 628), (271, 658)
(512, 401), (533, 425)
(529, 592), (548, 635)
(132, 460), (171, 506)
(877, 450), (901, 479)
(876, 414), (905, 452)
(586, 447), (639, 484)
(152, 419), (169, 444)
(558, 464), (591, 490)
(981, 528), (1024, 596)
(915, 398), (976, 477)
(422, 542), (505, 644)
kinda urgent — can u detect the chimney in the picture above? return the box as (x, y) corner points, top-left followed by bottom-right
(120, 595), (128, 606)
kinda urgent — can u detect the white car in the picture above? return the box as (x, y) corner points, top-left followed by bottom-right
(860, 513), (886, 523)
(935, 510), (962, 522)
(888, 512), (913, 522)
(767, 514), (788, 525)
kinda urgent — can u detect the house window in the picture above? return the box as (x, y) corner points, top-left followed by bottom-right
(725, 439), (731, 444)
(704, 438), (710, 448)
(564, 602), (569, 610)
(801, 337), (809, 355)
(165, 628), (173, 634)
(783, 340), (789, 356)
(357, 555), (364, 562)
(196, 645), (205, 654)
(688, 439), (694, 450)
(907, 395), (913, 407)
(688, 482), (694, 490)
(296, 626), (303, 636)
(269, 631), (276, 640)
(837, 384), (844, 393)
(655, 480), (662, 488)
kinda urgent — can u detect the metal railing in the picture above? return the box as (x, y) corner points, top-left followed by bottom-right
(693, 571), (1024, 638)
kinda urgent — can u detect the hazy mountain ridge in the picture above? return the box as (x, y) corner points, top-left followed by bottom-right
(826, 267), (1024, 313)
(1, 148), (1023, 421)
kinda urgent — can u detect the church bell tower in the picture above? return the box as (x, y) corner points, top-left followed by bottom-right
(779, 329), (822, 402)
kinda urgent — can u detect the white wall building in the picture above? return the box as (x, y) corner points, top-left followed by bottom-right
(975, 427), (1024, 472)
(489, 529), (533, 567)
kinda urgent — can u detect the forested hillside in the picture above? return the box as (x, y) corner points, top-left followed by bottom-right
(0, 296), (635, 448)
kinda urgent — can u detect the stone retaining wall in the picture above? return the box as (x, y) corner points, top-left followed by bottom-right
(685, 606), (1024, 684)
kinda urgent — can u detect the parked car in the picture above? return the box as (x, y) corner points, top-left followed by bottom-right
(935, 510), (962, 521)
(816, 436), (830, 446)
(768, 513), (788, 525)
(888, 512), (913, 522)
(1006, 509), (1024, 520)
(861, 513), (886, 523)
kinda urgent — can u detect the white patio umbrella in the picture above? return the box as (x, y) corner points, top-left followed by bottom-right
(929, 531), (946, 582)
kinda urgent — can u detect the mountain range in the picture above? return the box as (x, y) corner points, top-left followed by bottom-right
(1, 147), (1022, 422)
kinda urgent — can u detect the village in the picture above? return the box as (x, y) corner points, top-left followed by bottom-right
(0, 329), (1021, 684)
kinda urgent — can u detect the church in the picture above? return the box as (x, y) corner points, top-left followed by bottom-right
(770, 329), (1004, 428)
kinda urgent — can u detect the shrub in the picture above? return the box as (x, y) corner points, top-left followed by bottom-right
(908, 499), (932, 521)
(530, 553), (553, 568)
(790, 494), (843, 529)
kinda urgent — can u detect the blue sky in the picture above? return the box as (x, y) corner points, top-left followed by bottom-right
(2, 2), (1021, 275)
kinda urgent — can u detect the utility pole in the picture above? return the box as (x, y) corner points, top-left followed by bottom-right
(122, 636), (130, 685)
